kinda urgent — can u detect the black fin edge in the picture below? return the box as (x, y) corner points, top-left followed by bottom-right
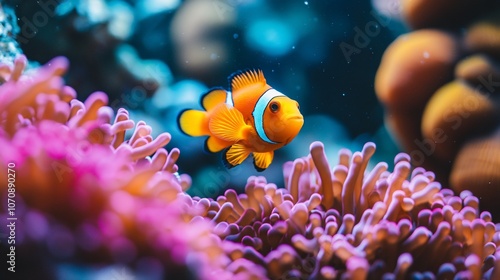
(203, 138), (217, 154)
(177, 108), (192, 136)
(252, 158), (267, 172)
(221, 148), (236, 169)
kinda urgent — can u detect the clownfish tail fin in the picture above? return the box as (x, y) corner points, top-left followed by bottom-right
(177, 109), (210, 137)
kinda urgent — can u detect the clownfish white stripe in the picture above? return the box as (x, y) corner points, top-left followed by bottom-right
(225, 91), (234, 107)
(252, 88), (284, 144)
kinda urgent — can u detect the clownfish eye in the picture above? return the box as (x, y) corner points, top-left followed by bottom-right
(269, 101), (280, 113)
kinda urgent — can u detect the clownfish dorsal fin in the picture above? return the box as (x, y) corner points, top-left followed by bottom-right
(229, 69), (266, 92)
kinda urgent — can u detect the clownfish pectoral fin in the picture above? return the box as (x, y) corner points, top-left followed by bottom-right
(204, 136), (232, 153)
(252, 151), (274, 171)
(209, 104), (252, 142)
(201, 87), (227, 111)
(178, 109), (209, 137)
(222, 143), (251, 168)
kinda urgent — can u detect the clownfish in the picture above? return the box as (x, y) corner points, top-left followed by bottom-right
(178, 69), (304, 171)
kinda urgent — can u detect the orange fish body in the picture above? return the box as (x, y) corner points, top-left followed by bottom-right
(178, 69), (303, 171)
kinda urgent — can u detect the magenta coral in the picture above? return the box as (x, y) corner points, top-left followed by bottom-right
(1, 56), (500, 280)
(0, 56), (236, 280)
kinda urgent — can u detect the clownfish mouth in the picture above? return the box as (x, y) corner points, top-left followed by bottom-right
(287, 115), (304, 121)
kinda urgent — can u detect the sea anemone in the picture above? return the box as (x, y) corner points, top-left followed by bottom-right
(199, 141), (500, 279)
(0, 56), (254, 280)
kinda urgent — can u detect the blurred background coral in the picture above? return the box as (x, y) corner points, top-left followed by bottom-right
(374, 0), (500, 215)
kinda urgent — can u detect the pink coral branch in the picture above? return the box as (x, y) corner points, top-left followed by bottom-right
(310, 141), (334, 210)
(11, 55), (27, 82)
(342, 152), (363, 216)
(130, 132), (171, 160)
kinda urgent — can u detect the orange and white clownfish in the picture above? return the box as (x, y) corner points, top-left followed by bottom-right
(178, 69), (304, 171)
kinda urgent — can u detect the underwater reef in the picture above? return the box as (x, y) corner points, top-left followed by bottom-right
(3, 56), (500, 280)
(375, 0), (500, 216)
(1, 1), (500, 279)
